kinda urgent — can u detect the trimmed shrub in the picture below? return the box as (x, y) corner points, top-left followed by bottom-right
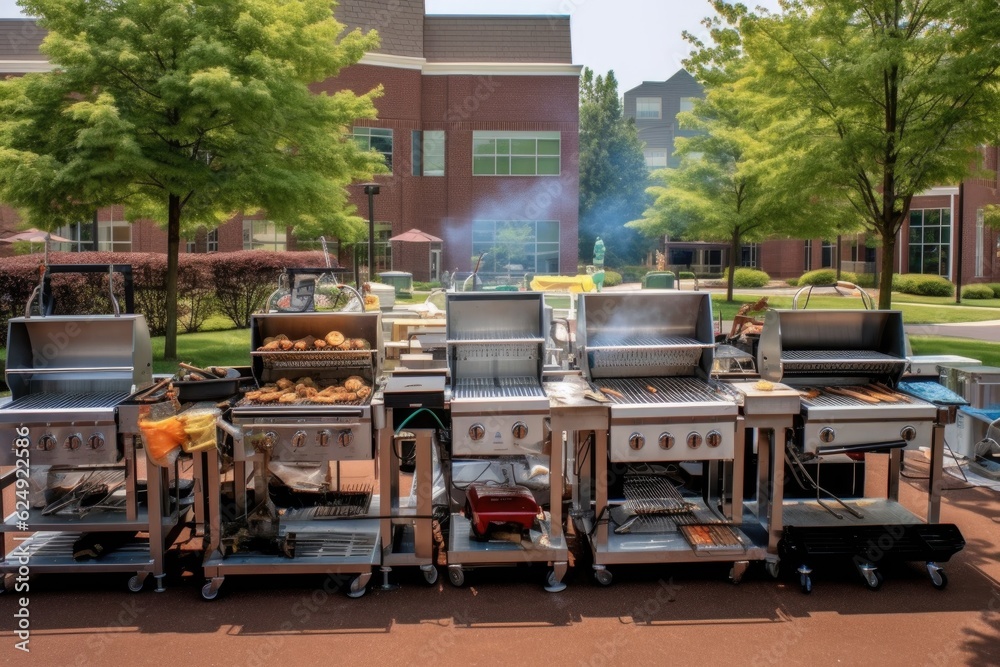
(722, 267), (770, 288)
(177, 254), (216, 333)
(988, 283), (1000, 298)
(892, 273), (954, 297)
(785, 277), (799, 287)
(853, 274), (877, 288)
(679, 271), (696, 280)
(602, 270), (623, 287)
(961, 284), (995, 300)
(618, 265), (650, 283)
(797, 269), (860, 286)
(412, 281), (441, 291)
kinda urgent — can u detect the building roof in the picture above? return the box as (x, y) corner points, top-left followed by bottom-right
(336, 0), (424, 58)
(624, 69), (701, 96)
(0, 19), (45, 59)
(424, 16), (572, 63)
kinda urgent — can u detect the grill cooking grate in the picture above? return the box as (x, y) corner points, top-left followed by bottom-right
(2, 391), (131, 412)
(449, 329), (542, 342)
(281, 484), (373, 519)
(781, 350), (905, 377)
(622, 475), (697, 515)
(252, 349), (375, 371)
(454, 376), (546, 400)
(594, 377), (733, 405)
(453, 343), (539, 361)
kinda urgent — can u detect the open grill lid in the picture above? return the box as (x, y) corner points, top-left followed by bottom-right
(757, 309), (908, 385)
(446, 292), (545, 387)
(576, 291), (716, 380)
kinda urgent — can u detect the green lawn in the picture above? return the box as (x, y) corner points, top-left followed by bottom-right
(891, 293), (1000, 309)
(151, 328), (251, 374)
(714, 294), (1000, 324)
(907, 336), (1000, 366)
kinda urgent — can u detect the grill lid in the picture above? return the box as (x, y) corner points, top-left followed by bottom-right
(757, 309), (907, 384)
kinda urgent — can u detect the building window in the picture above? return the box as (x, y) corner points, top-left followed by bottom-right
(741, 243), (759, 268)
(821, 240), (835, 268)
(976, 208), (984, 278)
(243, 220), (287, 251)
(644, 149), (668, 169)
(679, 97), (696, 113)
(472, 131), (560, 176)
(353, 126), (393, 171)
(636, 97), (662, 119)
(803, 240), (813, 271)
(185, 227), (219, 254)
(471, 220), (560, 274)
(908, 208), (951, 276)
(412, 130), (445, 177)
(96, 212), (131, 252)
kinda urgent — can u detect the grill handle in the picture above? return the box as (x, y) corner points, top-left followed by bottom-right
(792, 282), (874, 310)
(31, 264), (135, 317)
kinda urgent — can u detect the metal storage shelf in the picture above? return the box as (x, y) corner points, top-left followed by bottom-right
(2, 532), (156, 572)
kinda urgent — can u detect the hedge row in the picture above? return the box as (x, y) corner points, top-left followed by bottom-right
(891, 273), (955, 297)
(722, 267), (771, 288)
(0, 251), (336, 346)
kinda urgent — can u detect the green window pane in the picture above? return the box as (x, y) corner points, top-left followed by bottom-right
(909, 247), (921, 271)
(910, 210), (923, 227)
(473, 139), (495, 155)
(496, 156), (510, 175)
(370, 136), (392, 153)
(942, 209), (951, 225)
(473, 156), (495, 175)
(371, 128), (392, 137)
(411, 131), (422, 177)
(511, 139), (535, 155)
(537, 157), (560, 175)
(537, 139), (560, 155)
(511, 157), (535, 175)
(496, 139), (510, 155)
(909, 227), (920, 243)
(924, 227), (939, 243)
(925, 209), (940, 226)
(538, 221), (559, 242)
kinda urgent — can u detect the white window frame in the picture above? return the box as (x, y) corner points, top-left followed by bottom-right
(353, 126), (393, 172)
(472, 131), (561, 177)
(976, 208), (984, 278)
(243, 219), (287, 251)
(644, 149), (668, 169)
(635, 97), (662, 119)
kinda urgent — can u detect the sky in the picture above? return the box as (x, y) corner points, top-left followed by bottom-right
(0, 0), (783, 93)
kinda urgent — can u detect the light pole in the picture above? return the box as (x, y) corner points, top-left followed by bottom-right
(362, 183), (380, 283)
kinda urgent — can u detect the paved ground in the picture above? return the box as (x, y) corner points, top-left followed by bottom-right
(2, 454), (999, 666)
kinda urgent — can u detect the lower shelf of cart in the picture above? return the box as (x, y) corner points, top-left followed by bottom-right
(0, 532), (155, 573)
(447, 513), (567, 565)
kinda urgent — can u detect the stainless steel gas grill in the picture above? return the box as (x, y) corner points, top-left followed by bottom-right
(200, 310), (385, 600)
(0, 265), (186, 592)
(573, 291), (758, 586)
(443, 292), (568, 591)
(756, 309), (965, 592)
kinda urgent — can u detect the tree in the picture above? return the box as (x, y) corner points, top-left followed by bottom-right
(578, 68), (650, 267)
(738, 0), (1000, 308)
(0, 0), (386, 358)
(628, 4), (848, 301)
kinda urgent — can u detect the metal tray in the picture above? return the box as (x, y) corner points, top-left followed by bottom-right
(174, 368), (242, 401)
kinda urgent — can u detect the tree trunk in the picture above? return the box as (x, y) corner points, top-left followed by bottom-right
(878, 228), (895, 309)
(727, 228), (740, 302)
(164, 193), (181, 360)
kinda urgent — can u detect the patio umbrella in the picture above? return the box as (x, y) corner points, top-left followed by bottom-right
(389, 228), (442, 243)
(0, 228), (73, 264)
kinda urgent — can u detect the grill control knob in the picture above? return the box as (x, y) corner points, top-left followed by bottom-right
(254, 431), (277, 453)
(38, 434), (57, 451)
(900, 426), (917, 442)
(687, 432), (703, 449)
(629, 432), (645, 450)
(88, 433), (106, 450)
(469, 424), (486, 441)
(337, 430), (354, 448)
(658, 432), (675, 450)
(65, 433), (82, 450)
(819, 427), (836, 444)
(291, 431), (307, 448)
(706, 430), (723, 448)
(512, 421), (529, 439)
(317, 430), (331, 447)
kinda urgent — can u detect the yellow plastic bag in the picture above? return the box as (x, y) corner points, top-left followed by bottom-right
(179, 407), (220, 453)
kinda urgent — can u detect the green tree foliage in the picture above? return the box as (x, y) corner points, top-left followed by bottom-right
(628, 4), (845, 301)
(0, 0), (386, 358)
(578, 68), (650, 267)
(739, 0), (1000, 308)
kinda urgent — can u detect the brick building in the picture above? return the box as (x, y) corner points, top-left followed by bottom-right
(0, 4), (582, 282)
(623, 70), (1000, 285)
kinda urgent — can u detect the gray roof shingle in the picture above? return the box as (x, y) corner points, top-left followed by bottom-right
(0, 19), (46, 59)
(424, 16), (571, 63)
(336, 0), (424, 58)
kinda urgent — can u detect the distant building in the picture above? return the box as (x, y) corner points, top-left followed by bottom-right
(0, 2), (582, 282)
(623, 69), (1000, 284)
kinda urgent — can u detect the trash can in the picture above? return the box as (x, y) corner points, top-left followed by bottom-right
(378, 271), (413, 296)
(642, 271), (676, 289)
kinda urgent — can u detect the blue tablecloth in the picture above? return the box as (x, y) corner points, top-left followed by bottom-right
(897, 379), (968, 406)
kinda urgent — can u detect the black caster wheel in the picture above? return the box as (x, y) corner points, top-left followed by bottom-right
(594, 568), (613, 586)
(127, 575), (146, 593)
(930, 568), (948, 590)
(799, 573), (813, 594)
(863, 569), (884, 591)
(346, 576), (368, 599)
(448, 567), (465, 587)
(422, 566), (439, 586)
(201, 582), (220, 601)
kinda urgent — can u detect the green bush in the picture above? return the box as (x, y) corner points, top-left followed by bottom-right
(785, 277), (799, 286)
(722, 267), (770, 288)
(853, 274), (876, 288)
(602, 270), (623, 287)
(988, 283), (1000, 298)
(892, 273), (954, 297)
(961, 284), (995, 300)
(412, 281), (441, 291)
(618, 265), (650, 283)
(797, 269), (860, 286)
(679, 271), (696, 280)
